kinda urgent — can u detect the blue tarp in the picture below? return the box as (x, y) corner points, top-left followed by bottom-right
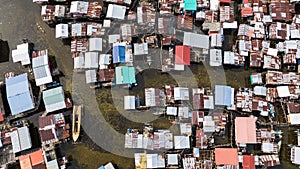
(6, 73), (34, 115)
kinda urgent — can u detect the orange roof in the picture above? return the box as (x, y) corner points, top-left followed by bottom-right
(19, 149), (44, 169)
(220, 0), (231, 3)
(243, 155), (255, 169)
(30, 149), (44, 166)
(215, 148), (238, 165)
(19, 156), (32, 169)
(242, 7), (253, 17)
(235, 117), (257, 144)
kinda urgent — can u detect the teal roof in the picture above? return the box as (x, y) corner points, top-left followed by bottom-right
(43, 86), (64, 106)
(184, 0), (197, 10)
(115, 66), (136, 85)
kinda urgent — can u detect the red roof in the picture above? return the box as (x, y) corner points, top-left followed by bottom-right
(0, 110), (3, 122)
(243, 155), (255, 169)
(242, 7), (253, 17)
(215, 148), (239, 165)
(19, 149), (45, 169)
(175, 46), (190, 65)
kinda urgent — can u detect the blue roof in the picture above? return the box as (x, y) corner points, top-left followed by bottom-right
(113, 45), (126, 63)
(215, 85), (232, 106)
(6, 73), (34, 115)
(98, 166), (105, 169)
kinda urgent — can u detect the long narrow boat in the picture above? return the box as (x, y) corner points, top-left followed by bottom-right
(72, 105), (82, 142)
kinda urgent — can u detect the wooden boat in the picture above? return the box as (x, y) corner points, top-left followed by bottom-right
(72, 105), (82, 142)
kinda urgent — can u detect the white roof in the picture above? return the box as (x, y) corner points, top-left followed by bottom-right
(174, 64), (185, 71)
(180, 123), (192, 135)
(55, 24), (69, 38)
(106, 4), (126, 20)
(203, 116), (216, 133)
(89, 38), (102, 51)
(174, 136), (190, 149)
(183, 32), (209, 49)
(134, 43), (148, 55)
(32, 50), (53, 86)
(18, 126), (32, 151)
(10, 130), (21, 153)
(204, 96), (214, 109)
(85, 70), (97, 84)
(70, 1), (88, 14)
(124, 96), (135, 110)
(178, 107), (189, 118)
(145, 88), (158, 107)
(262, 142), (274, 153)
(211, 34), (222, 47)
(183, 157), (196, 168)
(74, 56), (85, 69)
(290, 30), (300, 39)
(147, 154), (158, 168)
(12, 43), (30, 65)
(46, 159), (59, 169)
(108, 34), (121, 44)
(167, 154), (178, 165)
(174, 87), (189, 100)
(210, 0), (219, 10)
(99, 54), (111, 67)
(10, 126), (32, 153)
(210, 49), (222, 66)
(277, 86), (291, 97)
(71, 23), (85, 37)
(33, 0), (48, 2)
(253, 86), (267, 96)
(267, 48), (278, 57)
(223, 21), (238, 29)
(224, 51), (235, 65)
(85, 52), (99, 69)
(104, 162), (115, 169)
(55, 5), (66, 17)
(103, 20), (111, 28)
(292, 147), (300, 165)
(166, 107), (177, 116)
(289, 114), (300, 125)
